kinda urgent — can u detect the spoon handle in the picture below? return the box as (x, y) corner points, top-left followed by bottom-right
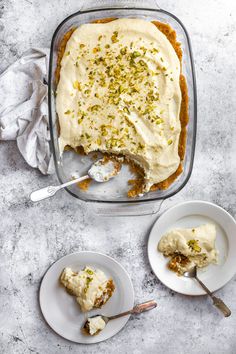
(30, 175), (89, 202)
(196, 276), (231, 317)
(108, 300), (157, 320)
(132, 300), (157, 314)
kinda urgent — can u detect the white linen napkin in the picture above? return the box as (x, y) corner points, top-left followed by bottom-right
(0, 48), (54, 174)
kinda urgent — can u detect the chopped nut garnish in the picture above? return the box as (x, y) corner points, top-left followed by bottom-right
(120, 47), (127, 55)
(73, 80), (81, 90)
(64, 110), (71, 115)
(96, 137), (102, 146)
(187, 240), (202, 253)
(132, 51), (141, 58)
(123, 107), (130, 114)
(86, 269), (94, 275)
(93, 47), (101, 53)
(111, 31), (119, 43)
(90, 105), (101, 112)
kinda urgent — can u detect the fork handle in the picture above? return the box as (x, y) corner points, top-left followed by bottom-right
(196, 275), (231, 317)
(212, 296), (231, 317)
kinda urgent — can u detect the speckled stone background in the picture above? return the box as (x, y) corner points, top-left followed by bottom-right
(1, 0), (236, 353)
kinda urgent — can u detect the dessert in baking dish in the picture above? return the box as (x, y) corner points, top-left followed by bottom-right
(56, 18), (188, 196)
(60, 266), (115, 312)
(158, 224), (218, 275)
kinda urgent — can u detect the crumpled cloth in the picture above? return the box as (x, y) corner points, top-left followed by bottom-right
(0, 48), (54, 174)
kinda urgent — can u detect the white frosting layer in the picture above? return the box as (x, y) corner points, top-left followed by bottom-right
(158, 224), (218, 269)
(60, 266), (112, 312)
(56, 18), (182, 191)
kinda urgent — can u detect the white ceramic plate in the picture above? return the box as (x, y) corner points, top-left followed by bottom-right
(39, 251), (134, 343)
(148, 200), (236, 295)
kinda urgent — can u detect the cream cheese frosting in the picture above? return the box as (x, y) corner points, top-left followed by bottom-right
(60, 266), (114, 312)
(158, 224), (218, 273)
(86, 316), (106, 336)
(56, 18), (182, 191)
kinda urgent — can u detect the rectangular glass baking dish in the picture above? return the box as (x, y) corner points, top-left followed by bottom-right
(48, 0), (197, 215)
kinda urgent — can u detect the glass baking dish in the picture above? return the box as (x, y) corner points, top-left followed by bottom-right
(48, 0), (197, 215)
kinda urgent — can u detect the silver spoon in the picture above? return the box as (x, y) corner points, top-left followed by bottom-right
(83, 300), (157, 336)
(30, 158), (122, 202)
(184, 266), (231, 317)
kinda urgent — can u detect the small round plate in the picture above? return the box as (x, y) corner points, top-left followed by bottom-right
(148, 200), (236, 295)
(39, 251), (134, 343)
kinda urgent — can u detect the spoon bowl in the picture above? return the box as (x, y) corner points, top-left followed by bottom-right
(30, 157), (122, 202)
(88, 157), (122, 182)
(183, 266), (197, 278)
(83, 300), (157, 336)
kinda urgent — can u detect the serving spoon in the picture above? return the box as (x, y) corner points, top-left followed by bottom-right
(184, 266), (231, 317)
(30, 158), (122, 202)
(83, 300), (157, 336)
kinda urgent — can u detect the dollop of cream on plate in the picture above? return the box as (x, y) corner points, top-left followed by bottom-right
(86, 316), (106, 336)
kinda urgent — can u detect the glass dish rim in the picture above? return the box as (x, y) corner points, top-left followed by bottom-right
(48, 6), (197, 204)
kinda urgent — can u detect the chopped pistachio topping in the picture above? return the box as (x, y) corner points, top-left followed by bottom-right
(64, 110), (71, 115)
(111, 31), (119, 43)
(84, 276), (93, 293)
(90, 104), (101, 112)
(73, 80), (81, 90)
(156, 118), (163, 124)
(120, 47), (127, 55)
(123, 106), (130, 114)
(93, 47), (101, 54)
(96, 137), (102, 146)
(86, 268), (94, 275)
(187, 239), (202, 253)
(132, 51), (141, 58)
